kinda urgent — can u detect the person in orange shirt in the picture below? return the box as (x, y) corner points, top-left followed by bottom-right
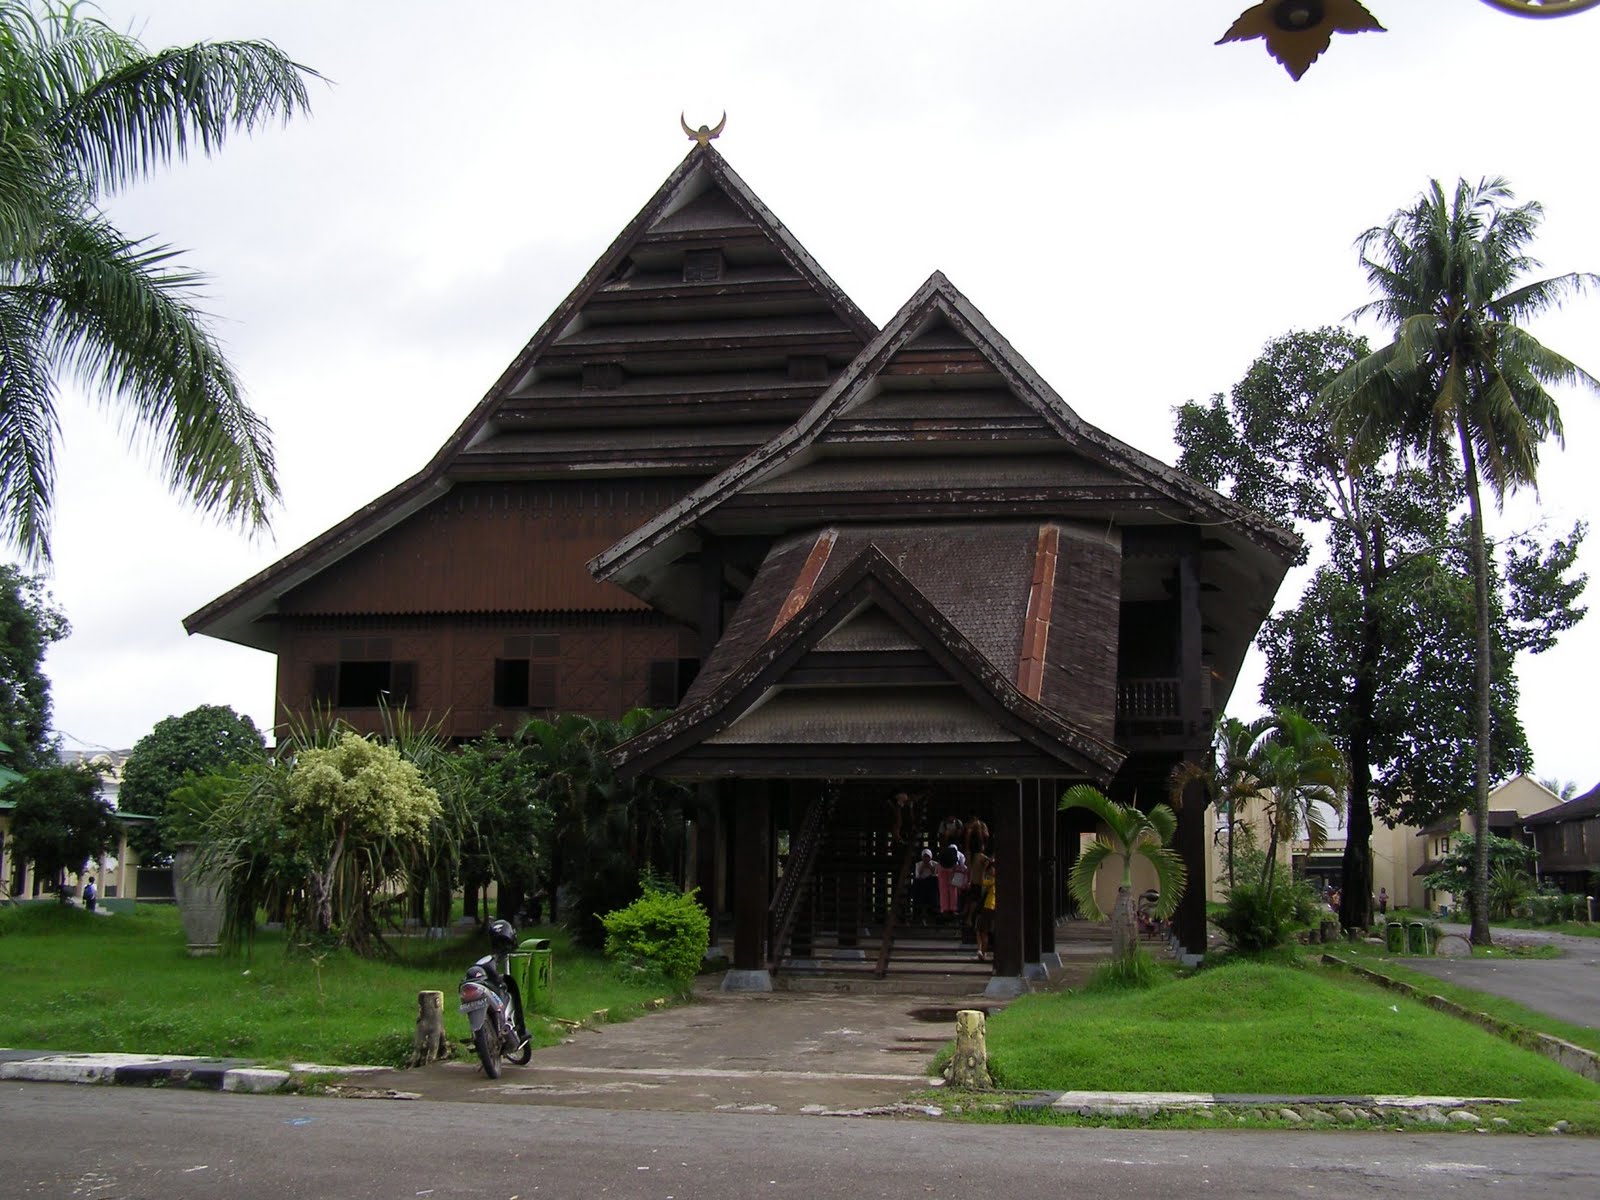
(974, 857), (997, 961)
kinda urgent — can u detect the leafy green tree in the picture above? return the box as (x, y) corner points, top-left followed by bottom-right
(1324, 177), (1598, 945)
(6, 762), (116, 896)
(0, 565), (67, 769)
(1261, 519), (1580, 832)
(1059, 784), (1185, 961)
(1177, 327), (1585, 930)
(195, 728), (441, 955)
(520, 710), (689, 945)
(0, 0), (317, 561)
(1422, 831), (1536, 914)
(452, 725), (552, 926)
(118, 703), (264, 863)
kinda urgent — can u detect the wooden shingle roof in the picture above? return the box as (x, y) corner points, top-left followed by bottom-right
(609, 542), (1125, 781)
(592, 272), (1300, 712)
(186, 144), (874, 651)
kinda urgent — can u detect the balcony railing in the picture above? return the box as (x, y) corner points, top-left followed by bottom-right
(1116, 677), (1181, 722)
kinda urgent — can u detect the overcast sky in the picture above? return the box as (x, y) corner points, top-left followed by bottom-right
(26, 1), (1600, 793)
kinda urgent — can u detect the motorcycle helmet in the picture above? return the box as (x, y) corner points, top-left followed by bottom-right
(488, 918), (518, 952)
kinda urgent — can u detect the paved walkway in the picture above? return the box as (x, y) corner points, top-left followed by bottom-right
(1400, 924), (1600, 1030)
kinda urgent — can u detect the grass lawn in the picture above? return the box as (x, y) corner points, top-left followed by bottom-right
(0, 902), (682, 1067)
(985, 960), (1600, 1108)
(1324, 942), (1600, 1055)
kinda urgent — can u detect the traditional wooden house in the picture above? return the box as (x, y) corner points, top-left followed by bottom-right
(1524, 783), (1600, 895)
(188, 143), (1298, 993)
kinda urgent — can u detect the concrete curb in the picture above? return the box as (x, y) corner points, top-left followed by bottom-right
(1321, 954), (1600, 1084)
(1, 1051), (292, 1094)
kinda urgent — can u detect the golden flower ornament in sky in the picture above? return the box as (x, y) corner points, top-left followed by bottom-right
(1217, 0), (1385, 80)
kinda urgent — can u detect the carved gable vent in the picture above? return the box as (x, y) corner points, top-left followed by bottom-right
(787, 354), (828, 382)
(683, 249), (723, 282)
(581, 362), (624, 390)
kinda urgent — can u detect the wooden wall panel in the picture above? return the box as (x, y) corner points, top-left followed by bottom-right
(276, 615), (690, 741)
(279, 480), (694, 617)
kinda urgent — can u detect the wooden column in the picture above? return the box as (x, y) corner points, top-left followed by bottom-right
(731, 781), (771, 977)
(1040, 782), (1059, 964)
(695, 782), (722, 956)
(1021, 780), (1043, 977)
(988, 781), (1025, 996)
(1173, 540), (1209, 955)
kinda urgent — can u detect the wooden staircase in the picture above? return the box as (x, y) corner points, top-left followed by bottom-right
(767, 799), (993, 991)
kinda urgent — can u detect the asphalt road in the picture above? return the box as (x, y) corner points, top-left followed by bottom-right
(5, 1086), (1599, 1200)
(1403, 927), (1600, 1029)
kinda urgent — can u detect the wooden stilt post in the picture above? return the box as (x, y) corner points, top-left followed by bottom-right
(987, 780), (1026, 997)
(725, 779), (772, 991)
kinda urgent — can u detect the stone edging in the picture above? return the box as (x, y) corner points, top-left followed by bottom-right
(0, 1054), (289, 1093)
(1321, 953), (1600, 1084)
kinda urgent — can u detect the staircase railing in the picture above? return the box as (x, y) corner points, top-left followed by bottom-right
(873, 799), (926, 977)
(767, 788), (834, 972)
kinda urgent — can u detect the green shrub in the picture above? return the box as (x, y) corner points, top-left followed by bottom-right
(1526, 889), (1588, 926)
(1213, 881), (1303, 955)
(600, 882), (709, 988)
(1489, 864), (1535, 921)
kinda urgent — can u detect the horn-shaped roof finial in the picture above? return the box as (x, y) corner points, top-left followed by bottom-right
(680, 112), (727, 145)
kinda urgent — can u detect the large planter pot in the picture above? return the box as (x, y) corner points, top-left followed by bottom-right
(172, 845), (224, 956)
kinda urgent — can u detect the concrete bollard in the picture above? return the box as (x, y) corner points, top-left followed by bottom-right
(945, 1008), (992, 1090)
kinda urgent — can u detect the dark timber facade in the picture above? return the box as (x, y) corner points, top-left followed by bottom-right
(189, 144), (1298, 992)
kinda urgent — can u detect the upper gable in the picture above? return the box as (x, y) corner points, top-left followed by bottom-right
(453, 147), (878, 478)
(187, 145), (876, 652)
(591, 274), (1289, 606)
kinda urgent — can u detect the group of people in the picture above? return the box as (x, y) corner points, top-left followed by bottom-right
(909, 810), (997, 961)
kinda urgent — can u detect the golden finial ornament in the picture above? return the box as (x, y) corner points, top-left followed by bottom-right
(680, 112), (727, 145)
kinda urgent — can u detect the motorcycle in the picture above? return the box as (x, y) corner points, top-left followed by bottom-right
(458, 918), (533, 1078)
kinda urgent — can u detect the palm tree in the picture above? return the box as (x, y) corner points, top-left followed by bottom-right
(1323, 177), (1598, 945)
(0, 1), (317, 561)
(1169, 714), (1272, 890)
(1252, 709), (1346, 899)
(1059, 785), (1186, 961)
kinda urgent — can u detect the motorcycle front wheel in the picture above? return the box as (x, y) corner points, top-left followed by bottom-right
(506, 979), (533, 1066)
(473, 1022), (502, 1079)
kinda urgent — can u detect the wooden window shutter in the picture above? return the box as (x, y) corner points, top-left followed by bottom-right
(389, 661), (416, 707)
(312, 664), (337, 705)
(528, 662), (559, 708)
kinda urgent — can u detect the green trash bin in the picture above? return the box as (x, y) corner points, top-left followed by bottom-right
(1406, 921), (1431, 956)
(1385, 921), (1405, 953)
(519, 937), (553, 1009)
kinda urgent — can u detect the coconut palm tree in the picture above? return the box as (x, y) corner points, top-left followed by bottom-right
(0, 1), (317, 561)
(1322, 177), (1598, 945)
(1169, 714), (1273, 890)
(1059, 785), (1186, 961)
(1252, 708), (1346, 899)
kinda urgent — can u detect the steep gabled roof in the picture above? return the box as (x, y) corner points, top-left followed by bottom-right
(610, 543), (1125, 781)
(592, 271), (1300, 592)
(1525, 782), (1600, 827)
(186, 144), (876, 650)
(589, 272), (1299, 709)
